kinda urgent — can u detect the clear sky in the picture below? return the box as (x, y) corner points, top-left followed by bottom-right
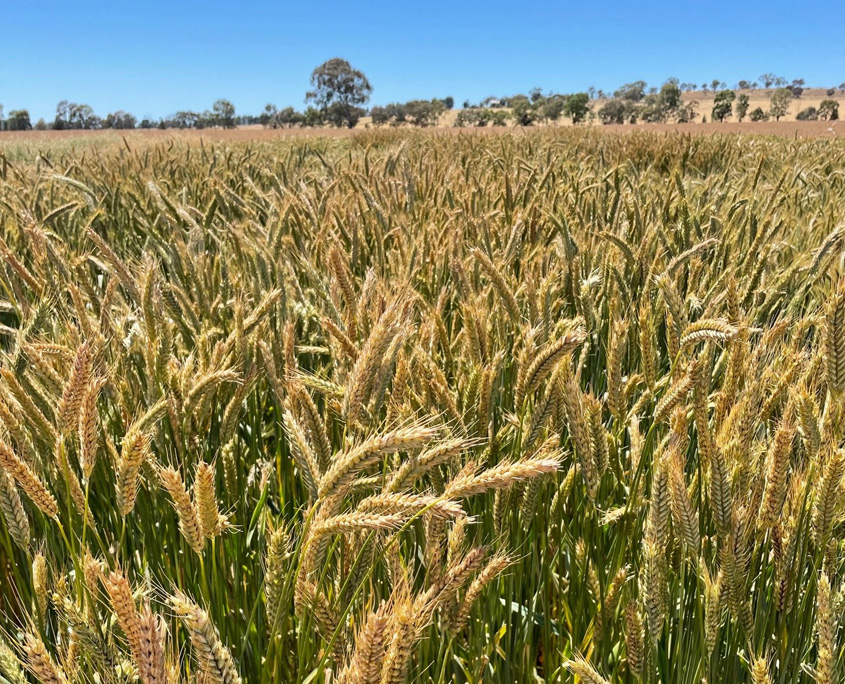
(2, 0), (844, 122)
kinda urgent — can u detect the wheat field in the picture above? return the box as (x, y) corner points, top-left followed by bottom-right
(1, 129), (845, 684)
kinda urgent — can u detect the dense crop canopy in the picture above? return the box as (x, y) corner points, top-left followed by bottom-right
(0, 129), (845, 683)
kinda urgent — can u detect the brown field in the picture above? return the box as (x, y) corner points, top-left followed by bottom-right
(1, 116), (841, 156)
(600, 119), (842, 137)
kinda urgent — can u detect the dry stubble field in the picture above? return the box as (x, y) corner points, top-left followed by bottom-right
(1, 128), (845, 684)
(0, 116), (841, 157)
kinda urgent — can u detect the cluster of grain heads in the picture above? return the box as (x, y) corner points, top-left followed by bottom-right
(750, 656), (773, 684)
(444, 454), (562, 500)
(284, 405), (556, 676)
(169, 591), (241, 684)
(814, 572), (835, 684)
(103, 568), (167, 684)
(32, 551), (49, 618)
(0, 468), (30, 548)
(701, 563), (723, 656)
(812, 449), (845, 543)
(823, 282), (845, 395)
(624, 601), (644, 677)
(22, 633), (68, 684)
(514, 325), (586, 408)
(159, 466), (206, 553)
(78, 376), (105, 479)
(758, 410), (795, 530)
(563, 655), (611, 684)
(336, 601), (390, 684)
(56, 342), (94, 433)
(117, 427), (151, 516)
(318, 424), (440, 499)
(450, 553), (514, 634)
(263, 520), (293, 636)
(377, 599), (418, 684)
(0, 637), (27, 684)
(666, 434), (699, 553)
(0, 438), (58, 517)
(194, 461), (228, 538)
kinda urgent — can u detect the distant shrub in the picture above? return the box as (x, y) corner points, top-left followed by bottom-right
(303, 107), (325, 127)
(711, 90), (736, 122)
(597, 99), (628, 125)
(735, 94), (750, 122)
(613, 81), (646, 102)
(819, 100), (839, 121)
(769, 88), (793, 121)
(563, 93), (591, 124)
(370, 106), (390, 126)
(749, 107), (769, 122)
(325, 102), (365, 128)
(277, 107), (305, 128)
(639, 95), (665, 123)
(796, 107), (818, 121)
(403, 99), (445, 127)
(509, 96), (535, 126)
(454, 108), (491, 127)
(103, 111), (137, 129)
(490, 111), (508, 126)
(676, 101), (699, 123)
(7, 109), (32, 130)
(658, 80), (682, 112)
(538, 97), (566, 123)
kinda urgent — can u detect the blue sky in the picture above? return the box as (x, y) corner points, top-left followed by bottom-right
(2, 1), (844, 121)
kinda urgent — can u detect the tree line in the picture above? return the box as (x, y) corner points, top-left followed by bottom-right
(2, 62), (844, 132)
(0, 59), (377, 132)
(0, 98), (242, 132)
(595, 80), (840, 125)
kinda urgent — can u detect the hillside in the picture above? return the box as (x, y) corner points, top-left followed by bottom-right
(356, 88), (842, 129)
